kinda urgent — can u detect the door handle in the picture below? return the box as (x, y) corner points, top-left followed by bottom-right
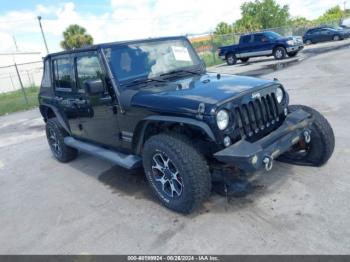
(55, 96), (63, 101)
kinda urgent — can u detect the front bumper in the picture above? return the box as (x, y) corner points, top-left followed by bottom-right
(214, 109), (313, 172)
(286, 45), (304, 53)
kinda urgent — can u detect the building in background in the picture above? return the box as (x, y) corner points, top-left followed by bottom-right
(0, 51), (43, 93)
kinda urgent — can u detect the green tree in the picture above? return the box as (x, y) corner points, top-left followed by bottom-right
(317, 5), (344, 24)
(290, 16), (313, 27)
(60, 24), (94, 50)
(233, 0), (290, 32)
(214, 22), (233, 35)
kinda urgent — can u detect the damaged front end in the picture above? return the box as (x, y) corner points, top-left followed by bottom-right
(214, 108), (313, 172)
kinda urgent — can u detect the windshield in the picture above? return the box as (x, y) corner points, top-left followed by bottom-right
(103, 38), (201, 83)
(264, 31), (282, 40)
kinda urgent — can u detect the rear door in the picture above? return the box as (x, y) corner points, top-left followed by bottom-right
(73, 51), (121, 148)
(52, 55), (81, 136)
(237, 35), (254, 58)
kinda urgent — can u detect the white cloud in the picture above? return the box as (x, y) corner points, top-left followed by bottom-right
(0, 0), (346, 54)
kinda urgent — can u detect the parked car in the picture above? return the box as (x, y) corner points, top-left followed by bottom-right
(39, 36), (334, 214)
(303, 27), (347, 45)
(217, 31), (304, 65)
(328, 25), (350, 38)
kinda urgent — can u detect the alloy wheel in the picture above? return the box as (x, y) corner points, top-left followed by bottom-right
(276, 49), (283, 59)
(151, 152), (183, 198)
(48, 127), (62, 157)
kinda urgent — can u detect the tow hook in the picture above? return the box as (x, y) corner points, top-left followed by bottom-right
(304, 130), (311, 143)
(263, 156), (273, 171)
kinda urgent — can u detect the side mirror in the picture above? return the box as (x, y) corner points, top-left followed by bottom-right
(84, 79), (104, 95)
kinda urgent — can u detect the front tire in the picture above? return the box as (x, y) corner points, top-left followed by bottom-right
(46, 118), (78, 163)
(333, 35), (340, 41)
(278, 105), (335, 167)
(273, 47), (286, 60)
(143, 134), (211, 214)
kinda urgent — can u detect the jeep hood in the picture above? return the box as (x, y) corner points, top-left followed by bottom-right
(126, 73), (277, 115)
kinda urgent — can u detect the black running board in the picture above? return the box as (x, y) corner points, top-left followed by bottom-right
(64, 137), (142, 169)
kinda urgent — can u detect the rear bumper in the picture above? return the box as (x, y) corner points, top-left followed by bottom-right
(214, 109), (313, 172)
(286, 45), (304, 53)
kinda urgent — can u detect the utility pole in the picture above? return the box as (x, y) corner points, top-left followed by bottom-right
(37, 16), (49, 54)
(14, 63), (28, 105)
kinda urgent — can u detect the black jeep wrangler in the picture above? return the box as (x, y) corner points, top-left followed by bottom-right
(39, 36), (334, 213)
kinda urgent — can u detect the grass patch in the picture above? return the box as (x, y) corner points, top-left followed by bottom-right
(0, 86), (39, 116)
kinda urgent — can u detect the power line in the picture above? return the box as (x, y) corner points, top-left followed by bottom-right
(0, 18), (36, 24)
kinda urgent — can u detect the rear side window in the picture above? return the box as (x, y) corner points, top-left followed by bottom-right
(241, 35), (252, 44)
(52, 58), (74, 91)
(41, 59), (51, 88)
(76, 55), (104, 92)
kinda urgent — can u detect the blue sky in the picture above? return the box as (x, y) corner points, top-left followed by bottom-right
(0, 0), (346, 54)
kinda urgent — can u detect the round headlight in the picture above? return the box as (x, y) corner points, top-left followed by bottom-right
(216, 110), (229, 130)
(276, 87), (284, 103)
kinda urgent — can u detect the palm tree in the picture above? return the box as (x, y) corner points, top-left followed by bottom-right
(60, 24), (94, 50)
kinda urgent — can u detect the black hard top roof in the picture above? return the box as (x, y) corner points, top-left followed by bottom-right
(46, 35), (187, 59)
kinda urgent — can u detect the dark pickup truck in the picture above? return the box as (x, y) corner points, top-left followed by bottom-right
(218, 31), (304, 65)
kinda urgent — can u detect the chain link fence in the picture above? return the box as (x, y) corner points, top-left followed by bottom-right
(0, 61), (42, 115)
(189, 19), (343, 67)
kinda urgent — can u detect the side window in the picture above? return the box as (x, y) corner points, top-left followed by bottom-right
(41, 59), (51, 88)
(76, 55), (104, 92)
(241, 35), (252, 44)
(52, 58), (74, 90)
(254, 34), (264, 43)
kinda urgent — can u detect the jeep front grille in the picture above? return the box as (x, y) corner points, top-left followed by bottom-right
(234, 93), (283, 139)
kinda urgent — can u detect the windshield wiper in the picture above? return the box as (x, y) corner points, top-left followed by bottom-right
(160, 68), (202, 78)
(122, 77), (167, 87)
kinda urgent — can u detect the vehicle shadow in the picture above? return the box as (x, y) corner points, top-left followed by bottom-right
(66, 152), (296, 216)
(217, 56), (299, 68)
(200, 162), (296, 216)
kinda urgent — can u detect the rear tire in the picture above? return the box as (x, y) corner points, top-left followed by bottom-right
(46, 118), (78, 163)
(333, 35), (340, 41)
(226, 53), (237, 65)
(305, 39), (312, 45)
(278, 105), (335, 167)
(143, 134), (211, 214)
(273, 47), (286, 60)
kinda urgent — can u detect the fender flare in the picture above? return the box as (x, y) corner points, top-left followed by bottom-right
(133, 115), (216, 154)
(40, 104), (71, 134)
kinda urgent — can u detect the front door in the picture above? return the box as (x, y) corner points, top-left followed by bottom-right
(74, 51), (121, 148)
(250, 33), (273, 56)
